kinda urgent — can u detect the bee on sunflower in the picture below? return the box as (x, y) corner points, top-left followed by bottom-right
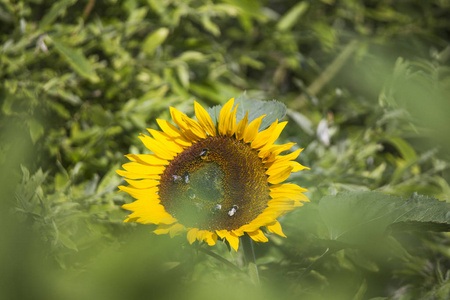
(117, 97), (309, 251)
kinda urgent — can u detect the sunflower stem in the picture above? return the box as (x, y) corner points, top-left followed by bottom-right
(197, 246), (242, 273)
(298, 247), (333, 279)
(241, 234), (260, 286)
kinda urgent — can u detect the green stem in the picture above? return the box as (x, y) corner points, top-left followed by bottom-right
(241, 234), (260, 286)
(298, 247), (335, 279)
(197, 246), (242, 273)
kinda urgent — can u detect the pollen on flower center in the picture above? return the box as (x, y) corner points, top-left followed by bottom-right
(159, 135), (270, 231)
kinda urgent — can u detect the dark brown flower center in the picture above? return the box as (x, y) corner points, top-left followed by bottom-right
(159, 135), (270, 231)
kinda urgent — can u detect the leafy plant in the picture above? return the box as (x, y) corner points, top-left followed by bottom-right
(1, 0), (450, 299)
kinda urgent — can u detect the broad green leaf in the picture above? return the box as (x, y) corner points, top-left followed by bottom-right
(207, 93), (287, 131)
(319, 191), (450, 246)
(276, 2), (309, 31)
(48, 36), (99, 82)
(142, 28), (169, 56)
(390, 193), (450, 232)
(39, 0), (76, 29)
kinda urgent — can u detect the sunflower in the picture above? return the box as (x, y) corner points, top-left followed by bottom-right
(117, 98), (309, 251)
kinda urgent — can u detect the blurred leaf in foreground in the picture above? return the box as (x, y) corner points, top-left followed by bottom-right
(319, 191), (450, 246)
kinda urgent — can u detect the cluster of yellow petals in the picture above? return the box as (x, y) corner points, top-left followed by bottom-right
(117, 98), (309, 251)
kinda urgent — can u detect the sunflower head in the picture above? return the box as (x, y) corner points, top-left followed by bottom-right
(117, 98), (309, 251)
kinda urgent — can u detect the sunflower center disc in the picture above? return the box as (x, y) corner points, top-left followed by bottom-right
(159, 135), (270, 231)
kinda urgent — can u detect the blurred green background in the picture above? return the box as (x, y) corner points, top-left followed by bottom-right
(1, 0), (450, 299)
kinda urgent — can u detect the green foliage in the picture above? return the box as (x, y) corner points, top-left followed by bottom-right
(1, 0), (450, 299)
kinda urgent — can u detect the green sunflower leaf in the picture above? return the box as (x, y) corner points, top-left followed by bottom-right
(319, 191), (450, 246)
(207, 93), (287, 131)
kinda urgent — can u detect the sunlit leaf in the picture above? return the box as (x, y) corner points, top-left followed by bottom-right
(142, 28), (170, 56)
(48, 36), (99, 82)
(276, 2), (309, 31)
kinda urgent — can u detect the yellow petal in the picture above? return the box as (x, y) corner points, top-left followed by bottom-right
(116, 169), (160, 180)
(123, 202), (176, 225)
(195, 101), (216, 136)
(251, 120), (278, 149)
(170, 107), (203, 142)
(218, 98), (235, 136)
(253, 121), (287, 150)
(122, 162), (166, 175)
(181, 115), (207, 139)
(225, 232), (240, 251)
(147, 128), (184, 153)
(237, 222), (261, 233)
(259, 143), (296, 160)
(248, 230), (268, 243)
(203, 231), (218, 246)
(169, 223), (185, 237)
(243, 115), (266, 143)
(156, 119), (182, 138)
(266, 161), (306, 176)
(156, 119), (192, 147)
(272, 149), (303, 163)
(293, 162), (309, 172)
(266, 200), (297, 215)
(124, 178), (160, 189)
(126, 154), (169, 165)
(169, 107), (188, 130)
(266, 221), (286, 238)
(270, 183), (308, 194)
(225, 103), (238, 136)
(270, 192), (309, 204)
(153, 224), (172, 235)
(267, 166), (293, 184)
(216, 230), (227, 239)
(138, 135), (176, 160)
(118, 185), (159, 201)
(238, 213), (273, 233)
(235, 111), (249, 140)
(187, 228), (199, 244)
